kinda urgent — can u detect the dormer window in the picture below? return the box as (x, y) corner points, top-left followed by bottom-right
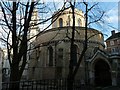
(59, 18), (63, 27)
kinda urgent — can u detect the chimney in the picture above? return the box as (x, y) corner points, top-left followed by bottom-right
(111, 30), (115, 35)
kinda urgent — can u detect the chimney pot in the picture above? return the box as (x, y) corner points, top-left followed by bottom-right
(111, 30), (115, 35)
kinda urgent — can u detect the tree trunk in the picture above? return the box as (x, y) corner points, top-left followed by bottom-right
(67, 2), (75, 90)
(9, 65), (20, 90)
(67, 76), (74, 90)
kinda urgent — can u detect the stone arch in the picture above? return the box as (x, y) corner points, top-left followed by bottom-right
(93, 59), (112, 87)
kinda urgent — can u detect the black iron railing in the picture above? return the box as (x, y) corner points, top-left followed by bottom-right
(2, 79), (87, 90)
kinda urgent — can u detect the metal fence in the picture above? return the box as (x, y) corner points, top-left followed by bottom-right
(2, 79), (90, 90)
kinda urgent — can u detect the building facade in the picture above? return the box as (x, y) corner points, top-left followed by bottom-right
(105, 30), (120, 85)
(106, 30), (120, 54)
(28, 8), (120, 87)
(2, 48), (10, 83)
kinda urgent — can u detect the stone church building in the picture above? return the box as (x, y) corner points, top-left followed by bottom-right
(28, 8), (120, 87)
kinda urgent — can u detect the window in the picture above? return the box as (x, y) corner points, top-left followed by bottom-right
(48, 46), (53, 66)
(58, 48), (63, 60)
(78, 18), (82, 26)
(67, 15), (71, 26)
(111, 48), (115, 53)
(117, 39), (120, 44)
(57, 48), (63, 67)
(59, 18), (63, 27)
(110, 41), (114, 46)
(115, 47), (119, 52)
(73, 44), (78, 66)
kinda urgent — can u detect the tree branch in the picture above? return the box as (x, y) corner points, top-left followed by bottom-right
(7, 31), (12, 67)
(0, 2), (12, 31)
(88, 11), (104, 25)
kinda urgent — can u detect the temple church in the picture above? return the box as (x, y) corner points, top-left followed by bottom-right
(28, 8), (120, 87)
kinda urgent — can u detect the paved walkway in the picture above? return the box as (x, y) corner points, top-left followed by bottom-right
(102, 86), (120, 90)
(81, 86), (120, 90)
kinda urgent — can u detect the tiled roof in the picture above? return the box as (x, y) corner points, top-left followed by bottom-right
(106, 32), (120, 41)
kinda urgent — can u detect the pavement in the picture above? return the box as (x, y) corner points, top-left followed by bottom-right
(81, 86), (120, 90)
(102, 86), (120, 90)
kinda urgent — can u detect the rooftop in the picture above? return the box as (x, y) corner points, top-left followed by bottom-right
(106, 31), (120, 41)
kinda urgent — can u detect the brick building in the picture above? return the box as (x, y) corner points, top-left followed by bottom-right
(106, 30), (120, 54)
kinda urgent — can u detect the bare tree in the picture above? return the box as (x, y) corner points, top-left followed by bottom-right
(0, 1), (36, 89)
(0, 1), (70, 89)
(0, 0), (55, 89)
(0, 0), (108, 90)
(67, 1), (105, 90)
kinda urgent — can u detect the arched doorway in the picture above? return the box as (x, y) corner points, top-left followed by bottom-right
(94, 60), (112, 87)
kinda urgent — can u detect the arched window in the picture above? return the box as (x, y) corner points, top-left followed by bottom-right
(57, 48), (63, 67)
(73, 44), (78, 66)
(48, 46), (53, 66)
(59, 18), (63, 27)
(58, 48), (63, 60)
(78, 18), (82, 26)
(67, 15), (71, 26)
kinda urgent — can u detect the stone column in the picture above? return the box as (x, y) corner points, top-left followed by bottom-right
(89, 70), (94, 86)
(116, 59), (120, 86)
(111, 71), (117, 86)
(111, 59), (118, 86)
